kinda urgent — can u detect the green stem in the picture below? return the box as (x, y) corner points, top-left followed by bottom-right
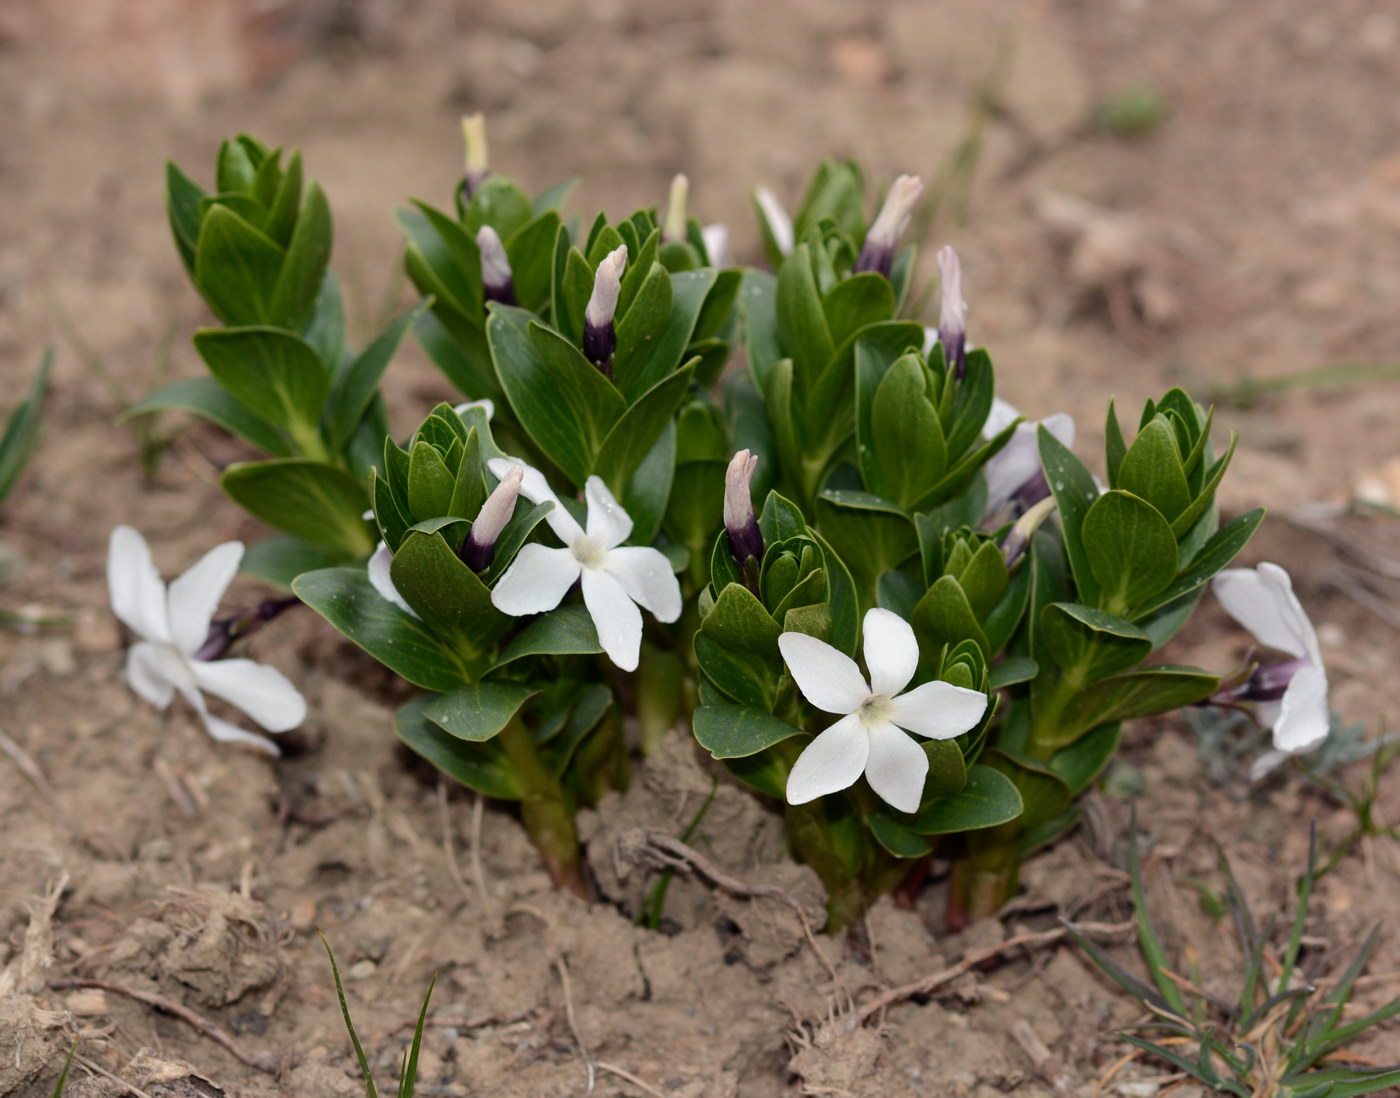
(289, 419), (332, 464)
(496, 717), (586, 898)
(950, 837), (1020, 928)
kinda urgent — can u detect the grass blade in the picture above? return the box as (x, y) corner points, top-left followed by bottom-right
(1126, 813), (1190, 1016)
(320, 931), (380, 1098)
(397, 970), (438, 1098)
(50, 1041), (77, 1098)
(1277, 821), (1318, 998)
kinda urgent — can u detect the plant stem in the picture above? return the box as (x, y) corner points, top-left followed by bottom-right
(496, 717), (586, 898)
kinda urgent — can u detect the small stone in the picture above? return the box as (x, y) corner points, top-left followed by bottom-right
(65, 988), (109, 1015)
(347, 959), (377, 981)
(138, 837), (174, 862)
(289, 899), (317, 931)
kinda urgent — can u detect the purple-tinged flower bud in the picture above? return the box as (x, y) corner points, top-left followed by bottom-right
(936, 245), (968, 379)
(724, 450), (764, 592)
(476, 225), (516, 306)
(461, 465), (523, 572)
(999, 496), (1057, 570)
(195, 596), (300, 662)
(754, 187), (793, 257)
(461, 113), (489, 197)
(855, 174), (923, 277)
(663, 173), (689, 243)
(583, 244), (627, 376)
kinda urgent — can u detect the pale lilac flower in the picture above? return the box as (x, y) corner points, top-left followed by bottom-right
(936, 245), (968, 377)
(982, 397), (1076, 519)
(1212, 563), (1329, 776)
(476, 225), (515, 305)
(486, 458), (681, 672)
(583, 245), (627, 370)
(107, 526), (305, 755)
(854, 174), (923, 277)
(781, 608), (988, 813)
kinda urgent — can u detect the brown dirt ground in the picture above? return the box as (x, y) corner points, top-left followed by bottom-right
(3, 0), (1400, 1094)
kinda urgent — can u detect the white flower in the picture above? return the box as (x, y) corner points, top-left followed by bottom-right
(453, 397), (495, 420)
(486, 458), (681, 671)
(367, 542), (419, 619)
(701, 223), (730, 268)
(107, 526), (306, 755)
(982, 397), (1075, 517)
(780, 608), (989, 813)
(1213, 563), (1329, 771)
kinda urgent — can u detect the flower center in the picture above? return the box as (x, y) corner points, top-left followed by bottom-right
(858, 693), (893, 727)
(571, 537), (606, 569)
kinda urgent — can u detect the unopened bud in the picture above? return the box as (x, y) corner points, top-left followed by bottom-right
(702, 223), (730, 268)
(755, 187), (794, 257)
(476, 225), (516, 306)
(999, 496), (1057, 570)
(663, 173), (689, 243)
(936, 245), (968, 379)
(461, 466), (523, 572)
(855, 174), (923, 277)
(461, 114), (489, 195)
(723, 450), (764, 592)
(583, 244), (627, 375)
(195, 596), (300, 662)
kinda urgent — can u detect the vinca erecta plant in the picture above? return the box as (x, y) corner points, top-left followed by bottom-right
(133, 135), (429, 584)
(690, 160), (1266, 930)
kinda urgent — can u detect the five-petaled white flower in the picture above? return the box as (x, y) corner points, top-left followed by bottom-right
(486, 458), (681, 672)
(1213, 562), (1329, 775)
(780, 608), (989, 813)
(107, 525), (306, 755)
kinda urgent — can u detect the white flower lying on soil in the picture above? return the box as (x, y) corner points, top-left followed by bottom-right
(107, 525), (306, 755)
(779, 608), (989, 813)
(486, 458), (681, 672)
(1213, 562), (1330, 777)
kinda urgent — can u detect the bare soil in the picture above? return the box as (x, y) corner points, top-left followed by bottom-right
(3, 0), (1400, 1094)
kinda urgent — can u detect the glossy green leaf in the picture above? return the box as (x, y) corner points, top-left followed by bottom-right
(194, 204), (285, 326)
(423, 681), (538, 742)
(239, 533), (349, 588)
(1057, 666), (1220, 747)
(325, 299), (431, 451)
(1082, 490), (1178, 616)
(593, 361), (694, 496)
(1039, 602), (1153, 682)
(615, 269), (717, 401)
(223, 459), (374, 557)
(124, 376), (290, 457)
(1137, 507), (1264, 619)
(395, 695), (520, 799)
(775, 244), (834, 388)
(492, 604), (603, 667)
(390, 530), (510, 660)
(294, 567), (470, 691)
(192, 327), (328, 443)
(267, 181), (332, 330)
(1117, 416), (1192, 523)
(695, 583), (784, 709)
(869, 355), (944, 508)
(693, 702), (804, 759)
(911, 765), (1023, 834)
(1038, 425), (1103, 605)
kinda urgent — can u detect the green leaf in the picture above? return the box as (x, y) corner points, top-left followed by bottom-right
(194, 204), (285, 326)
(390, 530), (510, 660)
(624, 424), (677, 546)
(1049, 722), (1120, 795)
(1170, 432), (1237, 538)
(911, 765), (1023, 833)
(912, 576), (990, 659)
(294, 567), (470, 691)
(239, 534), (350, 588)
(1137, 507), (1264, 619)
(222, 459), (374, 556)
(812, 529), (860, 657)
(740, 269), (782, 389)
(1117, 416), (1192, 523)
(615, 268), (717, 401)
(326, 299), (431, 451)
(0, 347), (51, 505)
(869, 812), (933, 858)
(488, 307), (625, 487)
(816, 489), (918, 591)
(1082, 490), (1178, 616)
(989, 658), (1038, 689)
(695, 583), (784, 709)
(921, 739), (969, 804)
(192, 327), (329, 442)
(492, 604), (603, 667)
(869, 355), (944, 508)
(822, 273), (895, 347)
(593, 361), (695, 496)
(1058, 666), (1220, 744)
(693, 702), (803, 759)
(166, 160), (207, 275)
(1038, 425), (1103, 605)
(423, 681), (539, 742)
(406, 440), (455, 520)
(268, 181), (333, 331)
(775, 244), (834, 388)
(1040, 602), (1153, 682)
(395, 695), (521, 799)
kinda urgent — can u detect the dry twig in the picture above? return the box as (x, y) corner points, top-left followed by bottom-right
(48, 977), (280, 1074)
(1011, 1019), (1075, 1097)
(555, 956), (595, 1094)
(595, 1061), (668, 1098)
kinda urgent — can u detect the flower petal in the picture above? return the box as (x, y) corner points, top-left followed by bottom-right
(488, 458), (583, 544)
(490, 543), (580, 615)
(982, 396), (1022, 439)
(107, 525), (170, 643)
(584, 476), (633, 549)
(453, 398), (495, 421)
(602, 546), (681, 623)
(192, 657), (307, 731)
(887, 679), (988, 740)
(367, 543), (420, 619)
(1272, 665), (1329, 754)
(199, 710), (282, 755)
(1213, 563), (1318, 663)
(785, 713), (868, 805)
(863, 721), (929, 813)
(581, 568), (643, 671)
(126, 641), (178, 709)
(166, 541), (243, 655)
(777, 632), (869, 715)
(982, 422), (1040, 513)
(863, 608), (920, 697)
(1248, 749), (1289, 783)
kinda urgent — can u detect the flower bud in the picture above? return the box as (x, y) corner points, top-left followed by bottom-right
(937, 245), (968, 379)
(855, 174), (923, 277)
(461, 465), (523, 572)
(663, 173), (689, 243)
(583, 244), (627, 374)
(476, 225), (516, 306)
(999, 496), (1057, 570)
(461, 113), (489, 196)
(702, 223), (730, 268)
(723, 450), (764, 591)
(755, 186), (794, 257)
(194, 596), (300, 661)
